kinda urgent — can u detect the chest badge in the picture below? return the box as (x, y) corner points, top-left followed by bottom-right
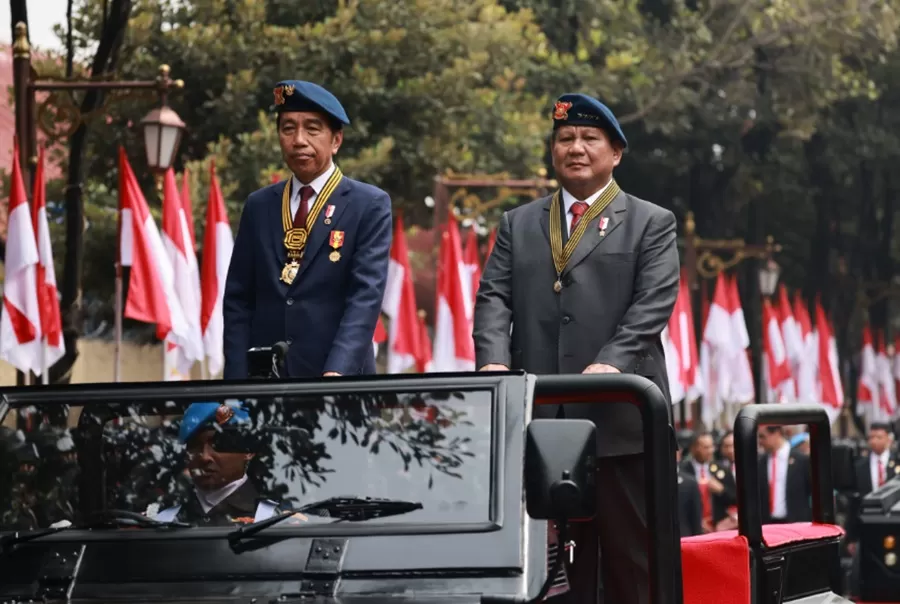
(599, 216), (609, 237)
(329, 230), (345, 262)
(324, 204), (336, 225)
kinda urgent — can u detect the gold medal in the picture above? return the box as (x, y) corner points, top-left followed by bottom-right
(329, 250), (341, 263)
(280, 261), (300, 285)
(553, 280), (562, 293)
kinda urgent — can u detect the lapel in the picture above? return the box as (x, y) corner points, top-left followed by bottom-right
(269, 180), (291, 265)
(561, 188), (628, 277)
(291, 177), (353, 287)
(539, 194), (553, 247)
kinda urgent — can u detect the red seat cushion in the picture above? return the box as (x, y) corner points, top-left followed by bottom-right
(680, 523), (843, 604)
(682, 532), (751, 604)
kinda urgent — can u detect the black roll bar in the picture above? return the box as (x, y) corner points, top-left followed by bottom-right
(733, 404), (836, 549)
(533, 374), (681, 604)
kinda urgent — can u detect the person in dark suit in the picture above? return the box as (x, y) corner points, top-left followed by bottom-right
(223, 80), (392, 379)
(155, 402), (281, 526)
(473, 93), (680, 604)
(679, 431), (736, 533)
(676, 448), (703, 537)
(757, 426), (812, 523)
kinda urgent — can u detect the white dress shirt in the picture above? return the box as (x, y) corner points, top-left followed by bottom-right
(691, 459), (710, 480)
(560, 177), (614, 236)
(871, 449), (892, 490)
(194, 474), (248, 514)
(289, 162), (337, 221)
(767, 442), (791, 519)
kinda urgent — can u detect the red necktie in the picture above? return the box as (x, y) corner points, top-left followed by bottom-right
(698, 466), (712, 521)
(769, 455), (777, 516)
(569, 201), (588, 232)
(879, 459), (886, 487)
(293, 185), (314, 228)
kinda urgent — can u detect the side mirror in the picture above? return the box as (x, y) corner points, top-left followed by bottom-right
(524, 419), (597, 521)
(831, 442), (857, 493)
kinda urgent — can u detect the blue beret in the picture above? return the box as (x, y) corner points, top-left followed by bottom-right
(552, 93), (627, 149)
(789, 433), (809, 448)
(179, 402), (250, 444)
(273, 80), (350, 126)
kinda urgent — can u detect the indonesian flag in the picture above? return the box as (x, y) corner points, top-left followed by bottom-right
(665, 271), (702, 407)
(32, 147), (64, 373)
(432, 213), (475, 371)
(180, 168), (196, 248)
(381, 215), (420, 373)
(762, 297), (792, 402)
(0, 144), (42, 374)
(875, 331), (896, 419)
(200, 161), (234, 377)
(814, 298), (844, 422)
(858, 322), (877, 419)
(792, 292), (818, 403)
(699, 277), (722, 427)
(118, 147), (190, 349)
(373, 315), (387, 359)
(416, 311), (433, 373)
(775, 285), (800, 401)
(893, 335), (900, 413)
(161, 168), (204, 379)
(463, 228), (482, 310)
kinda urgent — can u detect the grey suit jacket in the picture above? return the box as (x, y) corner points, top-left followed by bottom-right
(473, 187), (679, 457)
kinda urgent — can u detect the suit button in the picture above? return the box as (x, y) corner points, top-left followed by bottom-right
(286, 298), (294, 306)
(562, 316), (571, 325)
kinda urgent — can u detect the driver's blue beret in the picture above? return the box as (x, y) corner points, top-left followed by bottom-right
(179, 402), (250, 444)
(551, 93), (627, 149)
(272, 80), (350, 126)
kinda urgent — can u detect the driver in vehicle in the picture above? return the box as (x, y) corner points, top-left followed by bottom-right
(154, 402), (282, 526)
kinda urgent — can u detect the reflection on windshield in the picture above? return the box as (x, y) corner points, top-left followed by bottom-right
(0, 389), (492, 532)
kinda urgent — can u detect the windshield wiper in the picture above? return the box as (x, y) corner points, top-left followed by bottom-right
(0, 509), (190, 550)
(227, 496), (423, 544)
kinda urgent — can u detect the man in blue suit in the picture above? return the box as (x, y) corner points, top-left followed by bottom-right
(223, 81), (392, 379)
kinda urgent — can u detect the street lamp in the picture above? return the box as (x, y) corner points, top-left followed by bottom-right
(141, 104), (186, 173)
(758, 258), (781, 297)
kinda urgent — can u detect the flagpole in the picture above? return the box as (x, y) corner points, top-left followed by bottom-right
(40, 341), (48, 385)
(114, 261), (123, 382)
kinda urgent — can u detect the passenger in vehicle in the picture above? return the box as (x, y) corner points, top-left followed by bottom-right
(154, 402), (282, 526)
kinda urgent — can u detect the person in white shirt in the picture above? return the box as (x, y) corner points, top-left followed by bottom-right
(757, 426), (812, 524)
(155, 402), (279, 526)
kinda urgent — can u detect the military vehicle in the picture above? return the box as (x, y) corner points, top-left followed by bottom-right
(0, 372), (848, 603)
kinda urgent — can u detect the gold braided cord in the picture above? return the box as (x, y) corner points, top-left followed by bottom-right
(549, 181), (621, 275)
(280, 166), (344, 234)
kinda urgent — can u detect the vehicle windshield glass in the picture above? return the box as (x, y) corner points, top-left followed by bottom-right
(0, 388), (492, 531)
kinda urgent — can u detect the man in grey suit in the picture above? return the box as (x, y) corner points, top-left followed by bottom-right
(473, 93), (680, 604)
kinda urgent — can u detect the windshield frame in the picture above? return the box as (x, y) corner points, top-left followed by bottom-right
(0, 372), (521, 543)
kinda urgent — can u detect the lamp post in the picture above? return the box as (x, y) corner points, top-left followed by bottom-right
(10, 22), (186, 386)
(681, 211), (782, 424)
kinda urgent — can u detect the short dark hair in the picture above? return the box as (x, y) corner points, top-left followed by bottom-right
(689, 431), (712, 449)
(870, 422), (893, 434)
(276, 111), (343, 133)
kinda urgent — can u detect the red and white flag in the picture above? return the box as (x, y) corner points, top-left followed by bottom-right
(814, 298), (844, 422)
(792, 293), (818, 403)
(381, 216), (420, 373)
(762, 297), (792, 402)
(373, 315), (387, 359)
(200, 161), (234, 377)
(180, 168), (196, 249)
(31, 147), (64, 375)
(664, 271), (702, 409)
(875, 331), (896, 420)
(416, 311), (433, 373)
(0, 145), (41, 374)
(857, 322), (877, 420)
(893, 335), (900, 414)
(161, 168), (203, 380)
(432, 214), (475, 371)
(118, 147), (190, 350)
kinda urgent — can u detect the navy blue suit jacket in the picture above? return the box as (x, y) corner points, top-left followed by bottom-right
(222, 175), (392, 379)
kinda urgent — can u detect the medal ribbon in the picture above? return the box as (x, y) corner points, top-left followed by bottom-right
(549, 180), (620, 276)
(280, 166), (343, 260)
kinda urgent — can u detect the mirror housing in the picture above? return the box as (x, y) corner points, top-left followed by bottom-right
(525, 419), (597, 521)
(831, 441), (857, 493)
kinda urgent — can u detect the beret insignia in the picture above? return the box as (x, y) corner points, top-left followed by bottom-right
(215, 404), (235, 425)
(553, 100), (572, 121)
(273, 84), (295, 106)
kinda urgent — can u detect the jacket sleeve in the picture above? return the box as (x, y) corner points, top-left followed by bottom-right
(593, 209), (680, 372)
(324, 193), (393, 375)
(473, 211), (514, 368)
(222, 198), (257, 380)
